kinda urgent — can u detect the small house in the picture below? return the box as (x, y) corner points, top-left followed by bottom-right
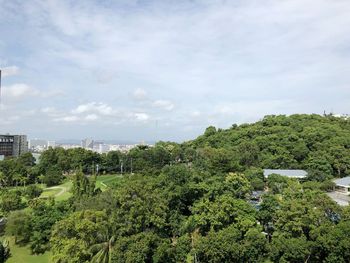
(333, 177), (350, 194)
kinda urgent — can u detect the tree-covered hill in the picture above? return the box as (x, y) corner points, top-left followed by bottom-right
(183, 114), (350, 180)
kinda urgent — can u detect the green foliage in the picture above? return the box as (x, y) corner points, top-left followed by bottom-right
(42, 166), (63, 187)
(0, 191), (23, 213)
(0, 239), (10, 263)
(269, 235), (312, 263)
(5, 210), (32, 243)
(0, 153), (38, 187)
(274, 190), (340, 239)
(195, 224), (267, 263)
(258, 193), (280, 229)
(246, 168), (265, 190)
(5, 199), (69, 254)
(188, 114), (350, 176)
(50, 210), (109, 263)
(189, 194), (256, 233)
(267, 174), (292, 194)
(157, 234), (192, 263)
(72, 170), (96, 198)
(102, 151), (120, 173)
(111, 232), (163, 263)
(237, 141), (259, 167)
(224, 172), (252, 198)
(30, 199), (69, 254)
(24, 185), (43, 199)
(320, 180), (336, 192)
(315, 221), (350, 262)
(38, 147), (102, 175)
(194, 147), (240, 174)
(90, 235), (115, 263)
(204, 126), (217, 137)
(2, 114), (350, 262)
(111, 175), (168, 236)
(306, 154), (334, 181)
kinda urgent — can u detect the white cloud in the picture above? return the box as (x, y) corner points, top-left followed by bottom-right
(190, 110), (201, 117)
(134, 112), (150, 122)
(152, 100), (174, 111)
(1, 66), (19, 77)
(45, 102), (153, 126)
(41, 90), (65, 98)
(210, 99), (295, 126)
(2, 83), (38, 99)
(85, 114), (98, 121)
(41, 107), (56, 114)
(1, 0), (350, 140)
(40, 107), (63, 118)
(54, 115), (79, 122)
(133, 88), (147, 100)
(72, 102), (113, 115)
(2, 83), (64, 102)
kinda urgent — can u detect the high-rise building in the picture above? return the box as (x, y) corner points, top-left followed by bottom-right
(0, 134), (28, 158)
(97, 143), (110, 154)
(47, 140), (56, 148)
(29, 139), (47, 149)
(28, 139), (57, 152)
(81, 138), (94, 149)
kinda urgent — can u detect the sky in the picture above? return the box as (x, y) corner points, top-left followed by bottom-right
(0, 0), (349, 142)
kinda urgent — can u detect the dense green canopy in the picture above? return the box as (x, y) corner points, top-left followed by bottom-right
(1, 114), (350, 262)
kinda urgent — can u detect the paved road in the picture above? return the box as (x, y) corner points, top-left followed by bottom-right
(327, 192), (350, 206)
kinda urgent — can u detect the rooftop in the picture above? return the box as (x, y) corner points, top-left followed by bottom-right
(333, 176), (350, 187)
(263, 169), (308, 178)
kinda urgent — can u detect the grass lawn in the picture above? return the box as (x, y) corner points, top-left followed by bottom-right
(40, 188), (61, 198)
(2, 176), (122, 262)
(96, 174), (123, 191)
(39, 175), (120, 200)
(6, 237), (50, 263)
(39, 181), (72, 202)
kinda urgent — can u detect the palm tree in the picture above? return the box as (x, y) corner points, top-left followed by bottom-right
(0, 172), (7, 187)
(90, 233), (115, 263)
(12, 173), (22, 187)
(19, 176), (28, 187)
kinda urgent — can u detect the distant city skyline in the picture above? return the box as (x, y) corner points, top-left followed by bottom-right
(28, 137), (148, 155)
(29, 137), (153, 145)
(0, 0), (349, 141)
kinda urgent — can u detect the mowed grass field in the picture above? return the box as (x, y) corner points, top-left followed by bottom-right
(96, 174), (123, 190)
(39, 181), (73, 201)
(6, 237), (50, 263)
(38, 174), (122, 201)
(7, 174), (121, 263)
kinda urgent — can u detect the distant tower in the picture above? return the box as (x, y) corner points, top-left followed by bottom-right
(81, 138), (94, 149)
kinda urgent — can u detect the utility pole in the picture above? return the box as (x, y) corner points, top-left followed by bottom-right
(131, 157), (133, 174)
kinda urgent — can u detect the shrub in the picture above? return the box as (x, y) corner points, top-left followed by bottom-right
(25, 185), (43, 199)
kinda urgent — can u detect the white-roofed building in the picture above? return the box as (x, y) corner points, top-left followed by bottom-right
(333, 177), (350, 194)
(263, 169), (308, 179)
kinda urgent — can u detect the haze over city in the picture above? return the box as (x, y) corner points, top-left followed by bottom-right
(0, 0), (349, 142)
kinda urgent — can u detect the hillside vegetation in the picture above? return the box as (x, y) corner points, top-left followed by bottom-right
(1, 114), (350, 263)
(184, 114), (350, 180)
